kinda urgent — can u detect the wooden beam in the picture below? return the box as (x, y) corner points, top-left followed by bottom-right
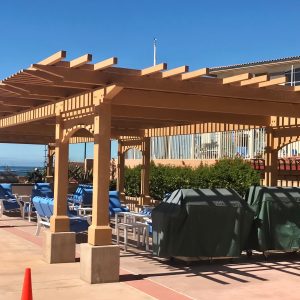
(23, 69), (64, 82)
(111, 128), (144, 138)
(94, 57), (118, 71)
(0, 83), (25, 96)
(141, 63), (167, 76)
(223, 73), (252, 84)
(239, 74), (269, 86)
(293, 86), (300, 92)
(70, 54), (92, 68)
(273, 127), (300, 138)
(111, 105), (269, 126)
(0, 99), (34, 107)
(162, 66), (189, 78)
(4, 83), (30, 93)
(4, 83), (81, 97)
(0, 124), (54, 135)
(0, 105), (20, 113)
(104, 85), (124, 100)
(257, 76), (287, 87)
(0, 134), (53, 144)
(114, 89), (300, 118)
(180, 68), (209, 80)
(31, 64), (300, 104)
(37, 50), (67, 66)
(13, 95), (56, 101)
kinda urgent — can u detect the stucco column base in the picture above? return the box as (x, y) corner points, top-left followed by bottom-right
(80, 243), (120, 283)
(88, 225), (112, 245)
(50, 215), (70, 232)
(42, 231), (75, 264)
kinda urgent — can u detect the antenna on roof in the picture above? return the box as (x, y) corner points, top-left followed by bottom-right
(291, 65), (296, 86)
(153, 38), (157, 66)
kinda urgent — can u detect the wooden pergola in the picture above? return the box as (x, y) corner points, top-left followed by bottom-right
(1, 50), (300, 283)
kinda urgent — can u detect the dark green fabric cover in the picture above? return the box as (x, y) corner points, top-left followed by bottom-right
(152, 188), (254, 258)
(246, 186), (300, 251)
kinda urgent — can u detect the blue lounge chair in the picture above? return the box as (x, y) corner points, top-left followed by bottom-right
(32, 183), (54, 198)
(32, 196), (91, 236)
(109, 191), (129, 217)
(0, 183), (22, 217)
(69, 186), (129, 216)
(68, 184), (93, 207)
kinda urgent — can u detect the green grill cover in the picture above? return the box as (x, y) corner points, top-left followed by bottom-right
(152, 188), (254, 258)
(246, 186), (300, 251)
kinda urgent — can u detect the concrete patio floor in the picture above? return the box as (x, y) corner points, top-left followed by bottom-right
(1, 214), (300, 300)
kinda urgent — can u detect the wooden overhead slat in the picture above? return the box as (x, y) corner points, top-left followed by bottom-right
(293, 86), (300, 92)
(0, 83), (27, 95)
(37, 50), (67, 66)
(180, 68), (209, 80)
(141, 63), (167, 76)
(162, 66), (189, 78)
(5, 83), (74, 97)
(23, 69), (63, 82)
(94, 57), (118, 71)
(223, 73), (252, 84)
(70, 54), (92, 68)
(239, 74), (269, 86)
(0, 98), (39, 107)
(257, 76), (286, 87)
(0, 105), (20, 113)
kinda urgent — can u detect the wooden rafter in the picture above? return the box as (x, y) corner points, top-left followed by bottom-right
(293, 86), (300, 92)
(239, 74), (269, 86)
(180, 68), (209, 80)
(4, 83), (81, 98)
(1, 51), (300, 145)
(161, 66), (189, 78)
(23, 69), (63, 82)
(37, 50), (67, 66)
(0, 83), (26, 95)
(30, 64), (298, 104)
(223, 73), (252, 84)
(94, 57), (118, 71)
(70, 54), (92, 68)
(257, 76), (287, 87)
(141, 63), (167, 76)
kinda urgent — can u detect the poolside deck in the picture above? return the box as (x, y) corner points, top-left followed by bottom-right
(1, 214), (300, 300)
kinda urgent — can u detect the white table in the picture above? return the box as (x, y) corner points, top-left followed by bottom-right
(17, 195), (32, 222)
(115, 212), (150, 251)
(76, 207), (93, 216)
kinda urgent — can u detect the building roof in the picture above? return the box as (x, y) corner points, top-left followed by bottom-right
(210, 55), (300, 77)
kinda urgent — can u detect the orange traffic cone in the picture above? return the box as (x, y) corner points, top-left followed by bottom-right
(21, 268), (33, 300)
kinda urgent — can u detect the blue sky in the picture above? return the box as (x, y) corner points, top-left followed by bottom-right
(1, 0), (300, 166)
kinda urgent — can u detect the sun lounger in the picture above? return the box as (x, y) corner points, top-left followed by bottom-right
(32, 183), (54, 198)
(32, 196), (91, 236)
(68, 186), (129, 217)
(68, 184), (93, 207)
(0, 183), (22, 217)
(109, 191), (129, 217)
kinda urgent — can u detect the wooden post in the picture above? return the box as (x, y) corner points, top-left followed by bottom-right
(50, 117), (70, 232)
(117, 140), (125, 200)
(140, 137), (151, 205)
(88, 98), (112, 246)
(46, 144), (55, 182)
(264, 128), (278, 186)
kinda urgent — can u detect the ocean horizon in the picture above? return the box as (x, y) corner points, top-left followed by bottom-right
(0, 166), (44, 176)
